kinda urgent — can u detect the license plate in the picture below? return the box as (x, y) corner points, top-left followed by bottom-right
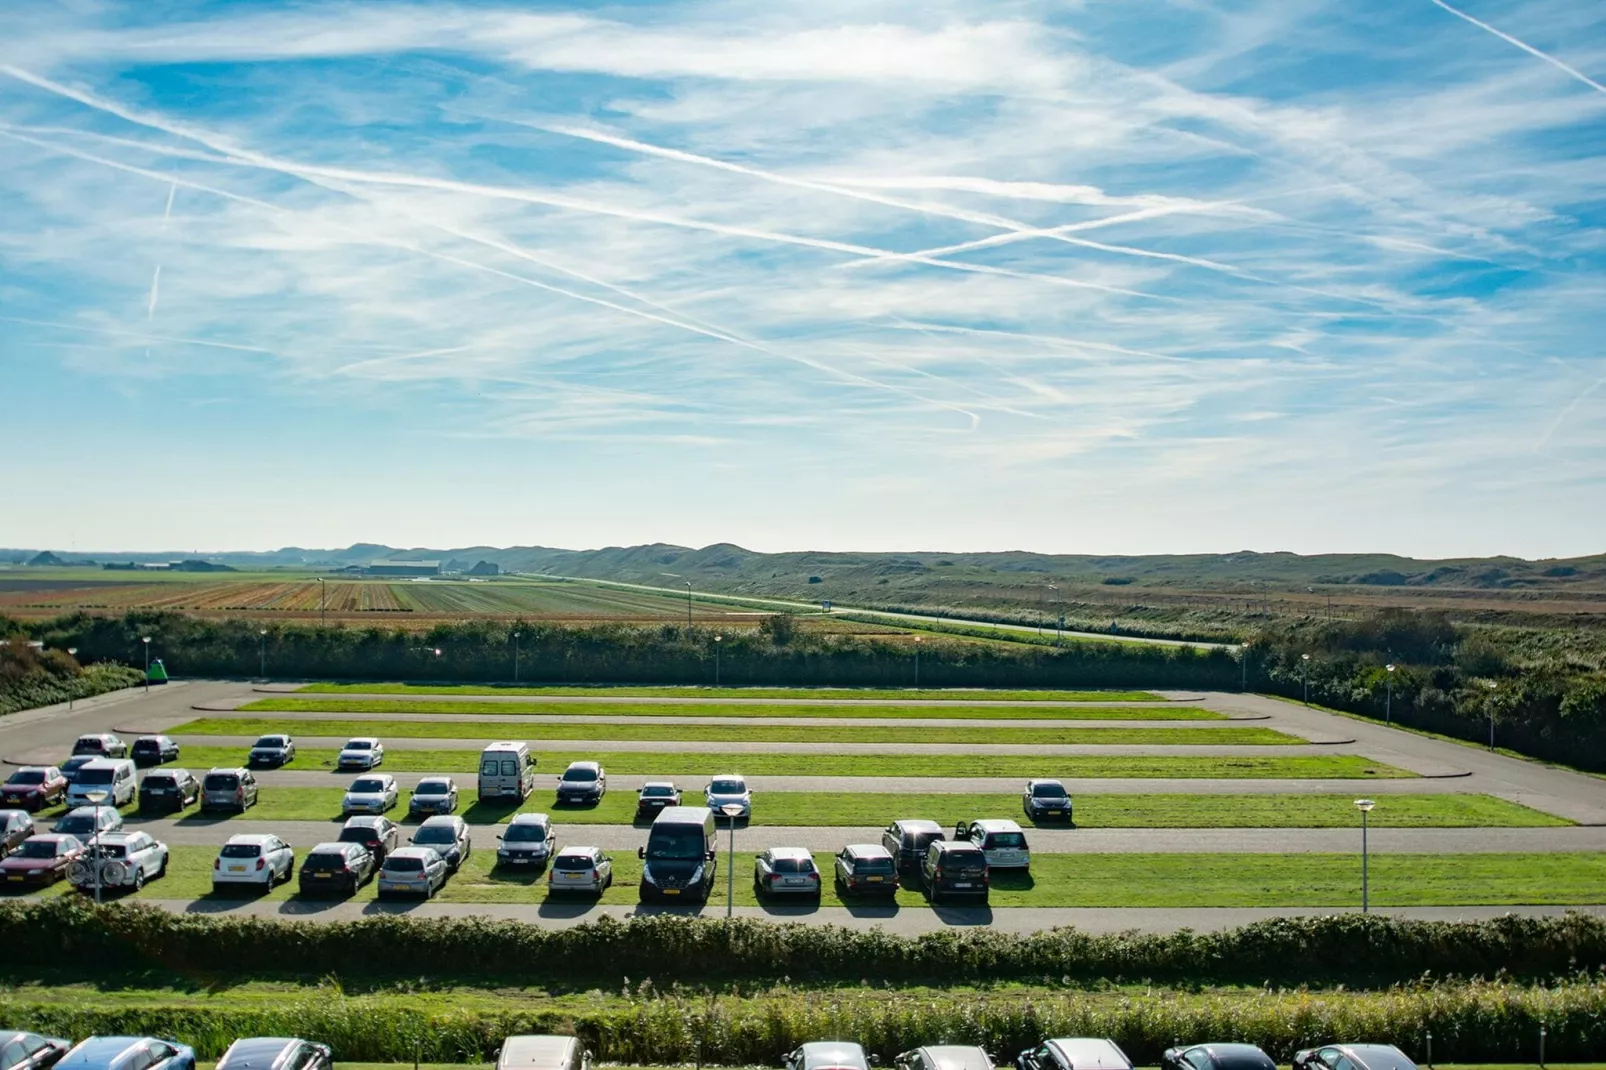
(953, 882), (972, 888)
(6, 875), (22, 882)
(662, 888), (680, 895)
(310, 873), (330, 879)
(229, 865), (246, 872)
(1046, 810), (1062, 815)
(868, 876), (884, 882)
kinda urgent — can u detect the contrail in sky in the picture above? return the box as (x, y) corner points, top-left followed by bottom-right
(1430, 0), (1606, 94)
(147, 181), (176, 320)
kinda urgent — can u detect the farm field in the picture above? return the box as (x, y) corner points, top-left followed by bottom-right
(157, 745), (1410, 778)
(181, 716), (1292, 746)
(247, 697), (1218, 720)
(295, 683), (1169, 701)
(11, 848), (1606, 907)
(52, 788), (1562, 828)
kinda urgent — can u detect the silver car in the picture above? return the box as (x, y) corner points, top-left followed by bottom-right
(53, 805), (124, 842)
(342, 774), (399, 816)
(754, 846), (821, 898)
(786, 1043), (872, 1070)
(410, 815), (471, 873)
(69, 831), (169, 893)
(409, 776), (458, 816)
(547, 846), (612, 895)
(337, 737), (384, 770)
(705, 774), (752, 820)
(377, 845), (447, 899)
(212, 833), (294, 892)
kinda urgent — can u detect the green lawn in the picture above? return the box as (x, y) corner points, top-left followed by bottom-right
(11, 848), (1606, 908)
(296, 684), (1167, 702)
(191, 788), (1566, 829)
(161, 746), (1412, 778)
(247, 698), (1218, 721)
(187, 716), (1286, 746)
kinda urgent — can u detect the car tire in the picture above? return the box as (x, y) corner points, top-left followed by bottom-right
(133, 868), (145, 891)
(753, 877), (764, 898)
(157, 855), (168, 878)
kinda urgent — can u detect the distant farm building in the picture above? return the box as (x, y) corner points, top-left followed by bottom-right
(365, 560), (441, 577)
(466, 560), (500, 576)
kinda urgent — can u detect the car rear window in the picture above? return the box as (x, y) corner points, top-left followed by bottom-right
(852, 856), (895, 873)
(385, 857), (425, 872)
(303, 852), (349, 871)
(205, 774), (240, 790)
(99, 844), (128, 858)
(938, 849), (987, 870)
(339, 828), (377, 842)
(553, 855), (595, 870)
(144, 775), (176, 787)
(771, 857), (814, 873)
(221, 844), (262, 858)
(7, 771), (45, 785)
(985, 832), (1027, 848)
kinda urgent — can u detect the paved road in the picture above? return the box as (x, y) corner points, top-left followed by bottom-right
(247, 686), (1214, 707)
(133, 897), (1606, 935)
(192, 707), (1269, 729)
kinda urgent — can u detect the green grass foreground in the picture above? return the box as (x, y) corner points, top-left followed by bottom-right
(247, 698), (1220, 721)
(10, 848), (1606, 907)
(296, 684), (1170, 701)
(189, 715), (1286, 746)
(124, 788), (1565, 829)
(161, 746), (1412, 778)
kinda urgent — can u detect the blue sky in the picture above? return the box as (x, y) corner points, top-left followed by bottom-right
(1, 0), (1603, 558)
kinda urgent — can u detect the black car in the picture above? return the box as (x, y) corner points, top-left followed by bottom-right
(1162, 1044), (1277, 1070)
(1022, 779), (1074, 823)
(299, 841), (377, 896)
(131, 735), (180, 767)
(635, 781), (682, 820)
(882, 819), (945, 872)
(139, 768), (201, 814)
(58, 756), (96, 785)
(556, 761), (606, 805)
(1294, 1045), (1418, 1070)
(247, 734), (296, 768)
(0, 1031), (73, 1070)
(920, 840), (989, 905)
(215, 1037), (332, 1070)
(1, 810), (36, 858)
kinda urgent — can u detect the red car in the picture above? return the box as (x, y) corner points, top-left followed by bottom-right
(1, 767), (68, 812)
(0, 834), (85, 887)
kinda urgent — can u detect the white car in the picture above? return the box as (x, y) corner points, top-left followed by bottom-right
(704, 774), (752, 820)
(342, 774), (399, 816)
(52, 805), (124, 842)
(954, 818), (1031, 870)
(212, 833), (295, 893)
(69, 831), (169, 892)
(337, 737), (384, 770)
(548, 846), (613, 895)
(754, 846), (822, 898)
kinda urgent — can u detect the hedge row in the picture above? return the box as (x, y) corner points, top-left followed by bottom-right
(1, 977), (1596, 1063)
(4, 900), (1605, 989)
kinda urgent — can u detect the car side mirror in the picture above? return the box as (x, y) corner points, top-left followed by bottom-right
(637, 846), (646, 859)
(706, 849), (716, 861)
(870, 1058), (882, 1068)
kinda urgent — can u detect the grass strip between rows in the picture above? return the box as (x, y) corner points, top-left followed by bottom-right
(246, 698), (1222, 721)
(294, 684), (1169, 701)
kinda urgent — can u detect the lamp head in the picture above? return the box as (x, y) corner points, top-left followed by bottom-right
(719, 803), (745, 817)
(68, 647), (78, 655)
(1354, 798), (1375, 813)
(1386, 663), (1395, 672)
(1301, 653), (1310, 661)
(83, 790), (109, 804)
(715, 634), (722, 642)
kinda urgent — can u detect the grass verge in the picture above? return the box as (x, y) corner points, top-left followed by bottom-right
(295, 684), (1169, 702)
(246, 698), (1220, 722)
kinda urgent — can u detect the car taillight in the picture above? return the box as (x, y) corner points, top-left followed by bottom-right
(213, 857), (220, 870)
(255, 858), (265, 870)
(591, 869), (600, 879)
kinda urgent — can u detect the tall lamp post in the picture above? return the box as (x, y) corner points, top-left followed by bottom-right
(714, 634), (722, 687)
(1486, 680), (1498, 750)
(83, 789), (109, 905)
(1385, 664), (1396, 725)
(1355, 798), (1375, 912)
(1240, 641), (1250, 693)
(913, 636), (922, 690)
(720, 803), (744, 919)
(318, 578), (326, 627)
(685, 582), (693, 626)
(67, 648), (78, 709)
(1301, 652), (1310, 705)
(259, 629), (268, 680)
(512, 631), (521, 683)
(1047, 585), (1058, 644)
(141, 637), (151, 691)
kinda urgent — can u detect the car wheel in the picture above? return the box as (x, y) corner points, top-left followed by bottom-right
(133, 868), (145, 891)
(157, 854), (169, 878)
(753, 877), (764, 897)
(930, 887), (943, 905)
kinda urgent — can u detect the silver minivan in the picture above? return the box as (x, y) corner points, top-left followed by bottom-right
(479, 741), (536, 801)
(65, 759), (136, 808)
(497, 1036), (591, 1070)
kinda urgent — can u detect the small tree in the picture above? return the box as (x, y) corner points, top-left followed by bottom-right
(759, 614), (794, 645)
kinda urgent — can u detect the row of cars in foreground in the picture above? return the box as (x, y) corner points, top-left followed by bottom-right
(0, 1029), (1425, 1070)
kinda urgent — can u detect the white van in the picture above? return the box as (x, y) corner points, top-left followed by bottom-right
(479, 742), (537, 801)
(497, 1036), (590, 1070)
(66, 758), (137, 808)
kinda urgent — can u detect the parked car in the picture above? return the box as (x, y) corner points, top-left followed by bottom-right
(704, 774), (752, 820)
(409, 776), (459, 816)
(212, 833), (294, 893)
(496, 1036), (590, 1070)
(0, 834), (85, 887)
(138, 768), (200, 814)
(1161, 1045), (1276, 1070)
(339, 815), (401, 863)
(71, 734), (127, 759)
(64, 759), (137, 809)
(1, 809), (34, 857)
(247, 734), (296, 768)
(1016, 1038), (1133, 1070)
(786, 1043), (873, 1070)
(882, 819), (945, 872)
(954, 819), (1031, 870)
(0, 1031), (73, 1070)
(58, 756), (96, 785)
(343, 773), (399, 816)
(337, 737), (384, 770)
(896, 1048), (993, 1070)
(411, 814), (471, 872)
(130, 736), (179, 767)
(2, 766), (68, 811)
(496, 812), (556, 868)
(754, 846), (822, 899)
(1022, 780), (1074, 823)
(556, 761), (607, 805)
(200, 768), (259, 814)
(215, 1038), (331, 1070)
(548, 845), (613, 895)
(54, 1037), (195, 1070)
(299, 840), (377, 896)
(921, 840), (990, 905)
(53, 805), (124, 840)
(833, 843), (899, 898)
(635, 781), (681, 820)
(1294, 1045), (1418, 1070)
(377, 845), (448, 898)
(70, 831), (169, 893)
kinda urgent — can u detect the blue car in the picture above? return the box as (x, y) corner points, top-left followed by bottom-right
(56, 1038), (195, 1070)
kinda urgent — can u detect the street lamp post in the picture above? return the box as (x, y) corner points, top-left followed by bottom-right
(685, 582), (692, 626)
(1301, 652), (1310, 704)
(259, 629), (268, 679)
(720, 803), (744, 919)
(513, 631), (521, 683)
(1486, 680), (1498, 750)
(1240, 641), (1250, 693)
(913, 636), (922, 690)
(84, 789), (109, 905)
(1355, 798), (1375, 912)
(714, 634), (722, 687)
(67, 648), (78, 709)
(141, 637), (151, 691)
(1385, 664), (1396, 725)
(318, 578), (326, 627)
(1047, 585), (1058, 644)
